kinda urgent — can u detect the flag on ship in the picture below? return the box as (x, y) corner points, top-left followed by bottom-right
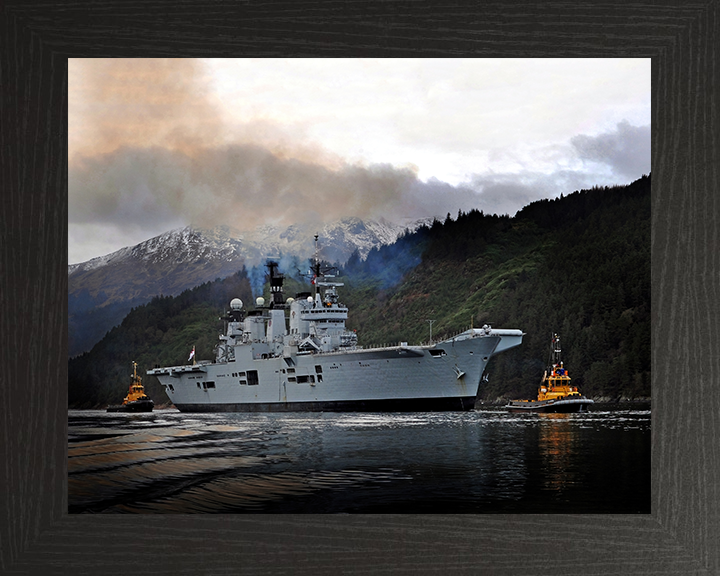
(188, 346), (195, 361)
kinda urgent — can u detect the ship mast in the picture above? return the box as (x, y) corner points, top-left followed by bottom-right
(312, 234), (319, 299)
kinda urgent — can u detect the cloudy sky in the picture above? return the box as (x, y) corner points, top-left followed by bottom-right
(69, 58), (651, 264)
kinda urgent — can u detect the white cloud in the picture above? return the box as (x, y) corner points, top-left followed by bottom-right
(207, 58), (651, 183)
(570, 120), (651, 179)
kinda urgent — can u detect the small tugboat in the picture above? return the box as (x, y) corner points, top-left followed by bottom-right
(506, 334), (593, 413)
(107, 361), (154, 412)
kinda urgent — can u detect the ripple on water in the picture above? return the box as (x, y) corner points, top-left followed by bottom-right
(68, 408), (650, 513)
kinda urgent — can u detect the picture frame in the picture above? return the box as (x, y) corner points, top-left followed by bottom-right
(2, 2), (716, 573)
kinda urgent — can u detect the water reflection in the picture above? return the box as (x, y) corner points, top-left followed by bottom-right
(537, 413), (577, 493)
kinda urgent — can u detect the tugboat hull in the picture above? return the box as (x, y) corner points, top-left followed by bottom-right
(506, 397), (593, 413)
(107, 400), (154, 413)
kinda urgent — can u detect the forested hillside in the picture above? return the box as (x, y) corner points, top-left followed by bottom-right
(68, 175), (650, 408)
(341, 175), (650, 401)
(68, 271), (253, 407)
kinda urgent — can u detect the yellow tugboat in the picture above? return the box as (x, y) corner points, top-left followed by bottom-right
(107, 361), (154, 412)
(506, 334), (593, 413)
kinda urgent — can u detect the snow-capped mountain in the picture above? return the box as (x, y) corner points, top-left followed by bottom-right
(68, 218), (423, 357)
(69, 217), (414, 276)
(68, 226), (245, 276)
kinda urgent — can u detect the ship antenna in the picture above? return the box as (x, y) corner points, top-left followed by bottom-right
(312, 234), (319, 299)
(550, 333), (561, 367)
(425, 319), (435, 344)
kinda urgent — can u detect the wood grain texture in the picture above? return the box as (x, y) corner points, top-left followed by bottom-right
(1, 1), (717, 574)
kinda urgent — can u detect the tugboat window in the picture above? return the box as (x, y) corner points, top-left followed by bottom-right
(247, 370), (259, 386)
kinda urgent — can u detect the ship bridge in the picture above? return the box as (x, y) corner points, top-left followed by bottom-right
(300, 306), (348, 321)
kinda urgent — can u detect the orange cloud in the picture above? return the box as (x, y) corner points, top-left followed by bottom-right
(69, 58), (345, 170)
(70, 58), (225, 161)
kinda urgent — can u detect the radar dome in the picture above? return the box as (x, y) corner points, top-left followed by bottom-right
(255, 297), (265, 307)
(307, 296), (314, 303)
(230, 298), (243, 310)
(286, 297), (294, 304)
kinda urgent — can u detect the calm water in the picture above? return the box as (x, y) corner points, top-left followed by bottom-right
(68, 405), (650, 514)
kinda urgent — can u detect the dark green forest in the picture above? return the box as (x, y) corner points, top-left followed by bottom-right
(68, 174), (650, 408)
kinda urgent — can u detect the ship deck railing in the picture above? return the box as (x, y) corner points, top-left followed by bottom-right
(298, 327), (493, 357)
(359, 327), (482, 352)
(148, 360), (212, 372)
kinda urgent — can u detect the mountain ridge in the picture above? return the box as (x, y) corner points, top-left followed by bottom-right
(68, 217), (426, 357)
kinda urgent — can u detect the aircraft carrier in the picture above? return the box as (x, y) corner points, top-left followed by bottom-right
(148, 237), (523, 412)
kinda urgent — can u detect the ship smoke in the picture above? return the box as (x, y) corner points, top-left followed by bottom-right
(69, 143), (483, 238)
(69, 58), (483, 248)
(246, 255), (314, 298)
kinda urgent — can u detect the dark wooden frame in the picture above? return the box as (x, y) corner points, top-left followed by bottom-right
(2, 2), (717, 574)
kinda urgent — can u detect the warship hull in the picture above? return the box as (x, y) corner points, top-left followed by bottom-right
(150, 330), (523, 413)
(173, 396), (478, 413)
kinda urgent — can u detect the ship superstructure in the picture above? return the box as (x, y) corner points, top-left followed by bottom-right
(148, 237), (524, 412)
